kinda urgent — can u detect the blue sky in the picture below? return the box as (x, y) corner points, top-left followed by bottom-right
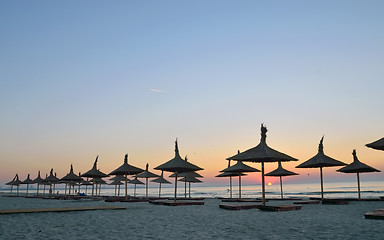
(1, 1), (383, 185)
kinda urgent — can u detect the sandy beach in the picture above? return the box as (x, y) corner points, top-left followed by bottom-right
(1, 193), (383, 240)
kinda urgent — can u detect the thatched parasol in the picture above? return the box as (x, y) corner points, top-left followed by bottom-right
(178, 176), (202, 198)
(151, 171), (171, 198)
(21, 174), (33, 197)
(109, 154), (144, 199)
(137, 163), (159, 198)
(43, 169), (60, 197)
(81, 156), (108, 198)
(61, 165), (83, 196)
(265, 161), (298, 199)
(32, 171), (44, 196)
(6, 175), (18, 196)
(128, 177), (144, 197)
(220, 158), (260, 199)
(216, 166), (247, 199)
(155, 140), (203, 202)
(227, 124), (297, 206)
(169, 156), (203, 198)
(296, 137), (346, 200)
(337, 150), (380, 199)
(366, 137), (384, 151)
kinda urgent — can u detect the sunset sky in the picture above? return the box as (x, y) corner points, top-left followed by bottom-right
(1, 1), (383, 187)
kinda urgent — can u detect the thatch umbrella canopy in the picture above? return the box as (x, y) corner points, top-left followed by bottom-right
(221, 159), (260, 199)
(32, 171), (44, 196)
(296, 137), (346, 200)
(61, 165), (83, 196)
(109, 178), (124, 197)
(81, 156), (108, 198)
(155, 140), (203, 202)
(216, 171), (247, 199)
(337, 150), (380, 199)
(128, 177), (144, 197)
(266, 161), (298, 199)
(178, 176), (202, 198)
(366, 137), (384, 151)
(21, 174), (33, 197)
(227, 124), (297, 205)
(136, 163), (159, 199)
(43, 169), (60, 197)
(151, 171), (171, 198)
(109, 154), (144, 199)
(6, 175), (18, 196)
(168, 156), (203, 198)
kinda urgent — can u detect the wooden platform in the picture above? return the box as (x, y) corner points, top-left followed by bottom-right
(0, 206), (127, 215)
(364, 209), (384, 220)
(148, 200), (204, 206)
(221, 199), (263, 203)
(258, 205), (301, 212)
(219, 204), (261, 210)
(167, 197), (205, 201)
(265, 198), (302, 201)
(294, 200), (321, 205)
(321, 199), (349, 205)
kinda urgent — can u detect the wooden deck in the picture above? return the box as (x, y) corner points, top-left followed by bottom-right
(0, 206), (127, 215)
(221, 199), (263, 203)
(364, 209), (384, 220)
(294, 200), (321, 205)
(149, 200), (204, 206)
(258, 205), (302, 212)
(219, 204), (261, 210)
(321, 199), (349, 205)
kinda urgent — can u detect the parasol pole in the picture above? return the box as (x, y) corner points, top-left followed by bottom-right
(239, 173), (242, 199)
(280, 176), (283, 199)
(184, 180), (187, 199)
(17, 184), (19, 197)
(134, 184), (137, 197)
(125, 175), (128, 200)
(26, 183), (29, 197)
(261, 162), (266, 206)
(43, 184), (46, 195)
(174, 172), (178, 203)
(65, 183), (67, 196)
(159, 182), (162, 198)
(99, 183), (101, 196)
(114, 185), (117, 196)
(118, 184), (121, 197)
(37, 183), (40, 197)
(91, 179), (95, 199)
(10, 185), (13, 196)
(357, 172), (361, 200)
(78, 183), (80, 195)
(229, 176), (232, 198)
(320, 167), (324, 200)
(85, 177), (88, 194)
(189, 182), (191, 198)
(146, 178), (149, 199)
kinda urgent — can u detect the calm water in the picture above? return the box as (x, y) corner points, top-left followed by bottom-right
(1, 181), (383, 199)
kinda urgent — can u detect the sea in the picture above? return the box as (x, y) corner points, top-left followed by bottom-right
(1, 180), (383, 199)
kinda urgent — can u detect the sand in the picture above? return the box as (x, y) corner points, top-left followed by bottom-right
(0, 193), (383, 239)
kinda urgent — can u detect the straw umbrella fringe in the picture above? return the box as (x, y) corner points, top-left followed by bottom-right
(366, 137), (384, 151)
(337, 150), (380, 199)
